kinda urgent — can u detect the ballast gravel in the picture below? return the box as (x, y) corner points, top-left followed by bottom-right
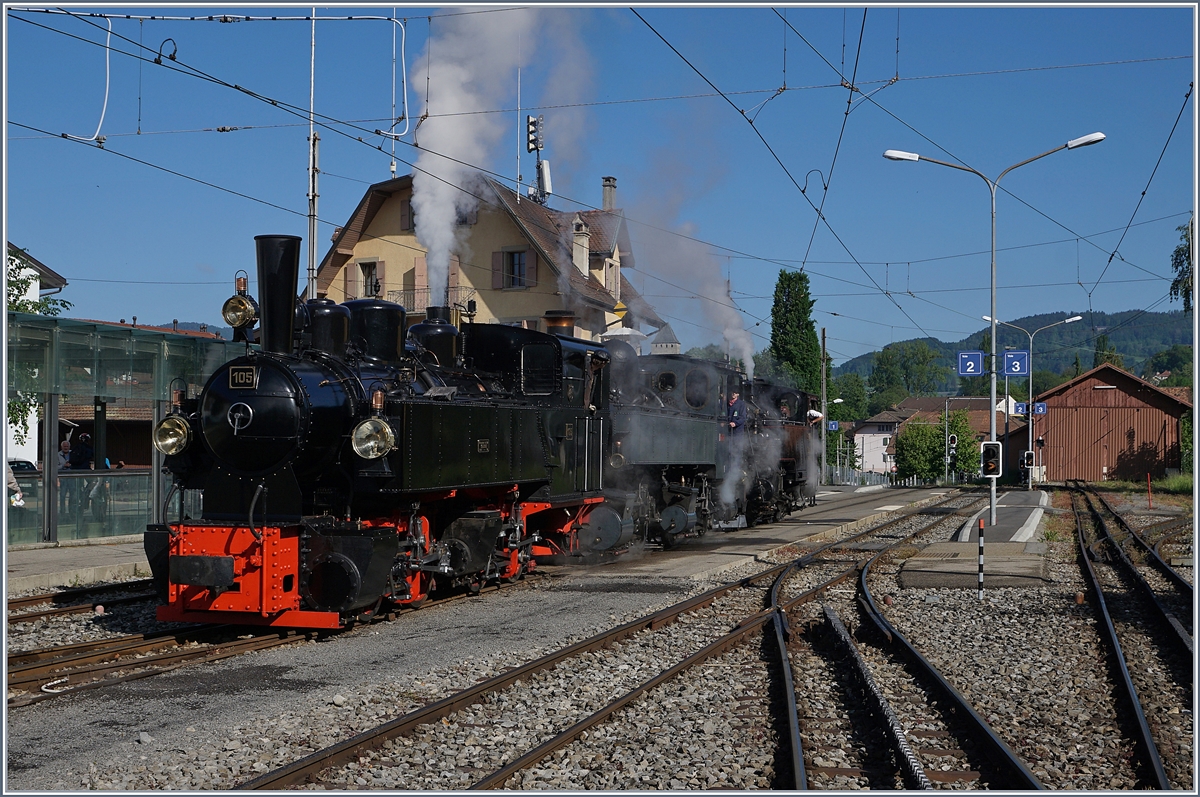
(6, 564), (774, 791)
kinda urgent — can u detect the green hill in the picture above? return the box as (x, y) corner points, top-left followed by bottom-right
(834, 310), (1192, 389)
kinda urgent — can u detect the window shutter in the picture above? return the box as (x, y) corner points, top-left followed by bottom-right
(375, 261), (386, 297)
(492, 251), (503, 289)
(400, 200), (411, 231)
(343, 265), (357, 300)
(414, 256), (427, 289)
(527, 249), (537, 287)
(449, 255), (460, 290)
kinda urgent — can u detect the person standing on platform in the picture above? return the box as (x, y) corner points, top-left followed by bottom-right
(57, 440), (72, 514)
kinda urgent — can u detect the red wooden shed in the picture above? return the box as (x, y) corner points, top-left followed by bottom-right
(1033, 363), (1192, 482)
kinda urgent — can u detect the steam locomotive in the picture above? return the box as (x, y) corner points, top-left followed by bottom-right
(144, 235), (820, 629)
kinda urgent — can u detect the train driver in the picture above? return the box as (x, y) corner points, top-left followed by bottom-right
(728, 391), (746, 433)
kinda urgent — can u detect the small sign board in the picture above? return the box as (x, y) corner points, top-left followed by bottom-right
(1014, 402), (1028, 415)
(958, 351), (984, 377)
(1003, 350), (1030, 376)
(827, 421), (839, 431)
(1033, 402), (1048, 415)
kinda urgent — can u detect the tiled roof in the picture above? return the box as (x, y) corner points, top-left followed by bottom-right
(577, 209), (622, 254)
(60, 398), (155, 422)
(1160, 386), (1193, 404)
(72, 318), (224, 339)
(485, 179), (617, 310)
(896, 396), (995, 412)
(7, 242), (67, 289)
(651, 324), (680, 345)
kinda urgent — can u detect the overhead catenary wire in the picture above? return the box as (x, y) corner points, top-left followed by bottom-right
(11, 8), (1184, 357)
(630, 8), (934, 341)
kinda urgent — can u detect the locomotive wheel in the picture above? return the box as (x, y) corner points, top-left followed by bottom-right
(660, 531), (678, 550)
(500, 562), (526, 584)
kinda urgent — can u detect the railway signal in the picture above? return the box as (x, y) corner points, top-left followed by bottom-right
(1022, 450), (1035, 468)
(981, 441), (1002, 478)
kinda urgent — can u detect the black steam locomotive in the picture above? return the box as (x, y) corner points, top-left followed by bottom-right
(144, 235), (820, 629)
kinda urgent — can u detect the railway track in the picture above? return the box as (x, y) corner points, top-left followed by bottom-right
(1069, 482), (1193, 790)
(7, 578), (157, 623)
(237, 492), (1000, 789)
(6, 575), (542, 708)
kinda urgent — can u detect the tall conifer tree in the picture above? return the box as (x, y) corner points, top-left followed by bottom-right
(769, 270), (821, 392)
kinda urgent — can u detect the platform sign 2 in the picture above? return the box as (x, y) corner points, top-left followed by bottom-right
(1032, 402), (1047, 415)
(958, 351), (984, 377)
(1014, 402), (1028, 415)
(1003, 350), (1030, 377)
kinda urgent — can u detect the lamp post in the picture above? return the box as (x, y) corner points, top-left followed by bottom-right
(884, 132), (1104, 525)
(984, 314), (1083, 488)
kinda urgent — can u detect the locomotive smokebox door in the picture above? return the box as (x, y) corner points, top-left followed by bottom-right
(441, 511), (503, 576)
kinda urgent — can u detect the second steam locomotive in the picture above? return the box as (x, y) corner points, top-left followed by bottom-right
(145, 235), (820, 629)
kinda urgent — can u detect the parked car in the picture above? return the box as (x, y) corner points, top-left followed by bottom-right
(8, 459), (40, 501)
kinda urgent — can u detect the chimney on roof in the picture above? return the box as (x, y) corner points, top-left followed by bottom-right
(572, 215), (590, 276)
(602, 176), (616, 211)
(173, 319), (178, 332)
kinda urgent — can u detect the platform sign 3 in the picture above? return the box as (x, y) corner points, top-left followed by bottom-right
(1003, 350), (1030, 376)
(958, 351), (984, 377)
(1033, 402), (1048, 415)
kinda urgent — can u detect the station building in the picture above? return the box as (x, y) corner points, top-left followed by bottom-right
(312, 173), (665, 340)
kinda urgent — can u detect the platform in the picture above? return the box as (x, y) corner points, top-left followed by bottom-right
(5, 535), (149, 593)
(897, 541), (1051, 589)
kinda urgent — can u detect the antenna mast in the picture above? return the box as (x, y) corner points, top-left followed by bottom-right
(306, 9), (319, 299)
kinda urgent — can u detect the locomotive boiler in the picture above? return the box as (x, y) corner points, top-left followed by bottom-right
(145, 234), (820, 629)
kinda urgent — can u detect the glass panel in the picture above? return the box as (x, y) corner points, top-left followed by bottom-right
(6, 471), (44, 545)
(55, 471), (153, 541)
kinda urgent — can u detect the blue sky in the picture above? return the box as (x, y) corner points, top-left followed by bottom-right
(4, 4), (1196, 366)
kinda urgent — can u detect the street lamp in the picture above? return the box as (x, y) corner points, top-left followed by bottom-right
(983, 314), (1083, 488)
(884, 132), (1103, 525)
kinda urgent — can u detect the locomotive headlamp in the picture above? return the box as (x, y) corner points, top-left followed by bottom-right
(152, 415), (192, 456)
(352, 418), (395, 459)
(222, 294), (258, 328)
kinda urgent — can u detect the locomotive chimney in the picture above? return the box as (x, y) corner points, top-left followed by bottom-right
(254, 234), (303, 355)
(407, 306), (460, 365)
(543, 309), (575, 337)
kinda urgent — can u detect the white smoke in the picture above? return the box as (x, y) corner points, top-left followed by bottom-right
(410, 10), (538, 306)
(633, 220), (755, 377)
(409, 9), (594, 310)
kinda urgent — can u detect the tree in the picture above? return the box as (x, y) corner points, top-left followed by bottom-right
(868, 346), (904, 393)
(685, 343), (741, 370)
(957, 333), (991, 396)
(1143, 344), (1193, 387)
(769, 270), (820, 392)
(1071, 354), (1083, 378)
(893, 420), (942, 481)
(6, 247), (72, 445)
(832, 373), (867, 421)
(867, 384), (909, 417)
(1169, 217), (1193, 312)
(1092, 334), (1124, 370)
(1181, 412), (1192, 474)
(752, 349), (798, 387)
(892, 340), (949, 395)
(893, 410), (978, 482)
(1030, 369), (1067, 397)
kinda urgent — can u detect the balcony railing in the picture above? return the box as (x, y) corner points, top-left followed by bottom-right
(386, 286), (477, 312)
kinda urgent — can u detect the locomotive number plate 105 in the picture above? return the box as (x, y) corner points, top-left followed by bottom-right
(229, 366), (260, 389)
